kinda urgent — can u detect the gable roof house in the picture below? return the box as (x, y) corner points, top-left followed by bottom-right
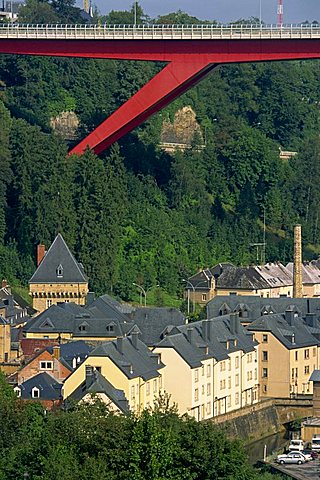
(29, 234), (89, 314)
(62, 334), (165, 414)
(154, 314), (259, 420)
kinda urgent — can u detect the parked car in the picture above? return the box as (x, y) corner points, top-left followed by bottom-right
(288, 439), (304, 452)
(301, 448), (318, 460)
(276, 452), (308, 465)
(312, 436), (320, 451)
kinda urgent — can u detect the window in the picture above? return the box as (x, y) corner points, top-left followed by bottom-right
(235, 374), (239, 386)
(194, 369), (199, 382)
(228, 376), (231, 389)
(146, 382), (150, 395)
(131, 385), (135, 400)
(235, 392), (239, 405)
(106, 325), (115, 332)
(263, 385), (267, 393)
(32, 387), (40, 399)
(207, 364), (211, 377)
(262, 368), (268, 378)
(194, 388), (199, 402)
(206, 402), (211, 415)
(262, 334), (268, 343)
(291, 368), (295, 379)
(254, 369), (257, 380)
(295, 351), (298, 361)
(79, 325), (86, 331)
(228, 359), (231, 371)
(247, 353), (252, 363)
(202, 365), (205, 376)
(304, 349), (310, 360)
(314, 348), (317, 357)
(207, 383), (211, 396)
(46, 299), (52, 308)
(262, 351), (268, 362)
(305, 366), (310, 375)
(14, 387), (21, 397)
(40, 361), (53, 370)
(227, 395), (231, 408)
(56, 264), (63, 278)
(202, 294), (207, 301)
(202, 385), (205, 395)
(235, 356), (239, 369)
(220, 361), (226, 372)
(220, 379), (226, 390)
(153, 379), (157, 393)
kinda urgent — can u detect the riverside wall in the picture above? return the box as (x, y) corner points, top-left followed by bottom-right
(211, 398), (313, 443)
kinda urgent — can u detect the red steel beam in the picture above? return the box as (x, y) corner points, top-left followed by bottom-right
(0, 38), (320, 154)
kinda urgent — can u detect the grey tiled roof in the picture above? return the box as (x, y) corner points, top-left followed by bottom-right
(129, 307), (185, 346)
(216, 263), (292, 290)
(18, 372), (62, 400)
(310, 370), (320, 382)
(90, 335), (164, 381)
(29, 234), (88, 284)
(69, 369), (129, 413)
(156, 315), (257, 366)
(247, 313), (320, 349)
(207, 296), (320, 324)
(47, 340), (91, 370)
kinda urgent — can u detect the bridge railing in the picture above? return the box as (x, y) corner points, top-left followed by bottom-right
(0, 23), (320, 40)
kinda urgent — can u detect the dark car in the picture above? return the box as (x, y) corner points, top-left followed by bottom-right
(302, 448), (318, 459)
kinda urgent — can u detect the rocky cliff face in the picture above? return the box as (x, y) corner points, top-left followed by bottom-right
(50, 111), (79, 140)
(160, 106), (203, 146)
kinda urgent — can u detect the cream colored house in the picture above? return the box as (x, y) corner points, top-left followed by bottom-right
(63, 333), (164, 414)
(29, 234), (89, 314)
(154, 314), (259, 420)
(248, 309), (320, 398)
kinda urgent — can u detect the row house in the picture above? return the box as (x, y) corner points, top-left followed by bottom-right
(154, 314), (259, 420)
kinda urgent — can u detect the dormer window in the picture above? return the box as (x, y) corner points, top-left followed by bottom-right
(32, 387), (40, 399)
(14, 386), (21, 397)
(56, 264), (63, 278)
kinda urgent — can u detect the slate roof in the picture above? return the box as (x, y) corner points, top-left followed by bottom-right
(247, 313), (320, 349)
(46, 340), (91, 370)
(187, 263), (234, 290)
(207, 296), (320, 324)
(17, 372), (62, 400)
(156, 315), (257, 366)
(90, 335), (164, 381)
(216, 263), (292, 290)
(29, 233), (88, 284)
(23, 302), (130, 339)
(69, 369), (129, 413)
(287, 262), (320, 285)
(310, 370), (320, 382)
(129, 307), (186, 346)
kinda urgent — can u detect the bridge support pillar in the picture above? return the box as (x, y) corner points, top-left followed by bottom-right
(70, 60), (217, 155)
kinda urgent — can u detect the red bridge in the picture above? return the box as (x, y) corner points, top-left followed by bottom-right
(0, 23), (320, 155)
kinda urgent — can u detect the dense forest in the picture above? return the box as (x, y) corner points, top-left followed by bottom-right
(0, 374), (281, 480)
(0, 0), (320, 303)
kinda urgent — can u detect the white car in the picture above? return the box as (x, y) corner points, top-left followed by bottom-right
(288, 439), (304, 452)
(276, 452), (308, 465)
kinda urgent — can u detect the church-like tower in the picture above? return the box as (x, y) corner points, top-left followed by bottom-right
(29, 234), (89, 314)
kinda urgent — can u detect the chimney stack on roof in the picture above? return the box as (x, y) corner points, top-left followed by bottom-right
(202, 320), (210, 342)
(293, 224), (303, 298)
(131, 331), (139, 349)
(52, 345), (60, 360)
(37, 244), (46, 267)
(116, 337), (123, 354)
(187, 327), (195, 345)
(230, 312), (240, 335)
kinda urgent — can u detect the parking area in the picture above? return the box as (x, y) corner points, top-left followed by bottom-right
(273, 459), (320, 479)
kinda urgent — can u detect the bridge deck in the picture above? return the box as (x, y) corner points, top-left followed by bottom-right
(0, 24), (320, 40)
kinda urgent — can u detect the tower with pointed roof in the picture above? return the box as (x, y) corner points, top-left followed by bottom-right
(29, 234), (89, 314)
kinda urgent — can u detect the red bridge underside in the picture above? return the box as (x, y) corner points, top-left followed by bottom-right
(0, 39), (320, 154)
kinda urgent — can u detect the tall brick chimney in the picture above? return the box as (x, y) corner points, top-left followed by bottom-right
(293, 224), (303, 298)
(37, 244), (46, 266)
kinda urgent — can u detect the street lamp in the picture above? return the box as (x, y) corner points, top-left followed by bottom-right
(133, 282), (146, 307)
(133, 1), (138, 25)
(182, 279), (195, 314)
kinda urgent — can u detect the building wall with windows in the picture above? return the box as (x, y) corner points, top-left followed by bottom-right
(30, 282), (88, 314)
(17, 348), (71, 384)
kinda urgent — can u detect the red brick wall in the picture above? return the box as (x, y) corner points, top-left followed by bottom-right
(18, 350), (71, 383)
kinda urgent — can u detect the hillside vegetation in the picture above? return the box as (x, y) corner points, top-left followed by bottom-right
(0, 1), (320, 303)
